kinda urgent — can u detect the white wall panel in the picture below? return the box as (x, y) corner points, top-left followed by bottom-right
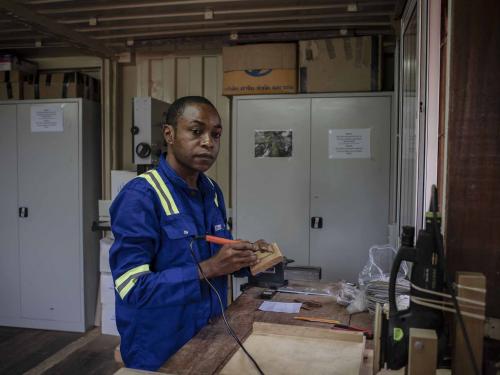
(150, 59), (164, 100)
(162, 58), (176, 104)
(215, 55), (231, 203)
(203, 56), (220, 182)
(137, 58), (150, 98)
(133, 53), (230, 201)
(120, 64), (137, 171)
(203, 57), (218, 104)
(176, 58), (190, 98)
(189, 56), (203, 96)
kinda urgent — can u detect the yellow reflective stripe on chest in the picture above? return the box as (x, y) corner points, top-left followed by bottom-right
(139, 170), (180, 216)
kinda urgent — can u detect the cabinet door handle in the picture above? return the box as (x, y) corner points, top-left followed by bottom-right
(311, 217), (323, 229)
(19, 207), (29, 218)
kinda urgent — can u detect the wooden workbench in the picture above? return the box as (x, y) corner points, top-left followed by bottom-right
(160, 281), (372, 374)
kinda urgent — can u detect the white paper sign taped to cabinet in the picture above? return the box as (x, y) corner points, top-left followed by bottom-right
(329, 128), (371, 159)
(31, 104), (64, 132)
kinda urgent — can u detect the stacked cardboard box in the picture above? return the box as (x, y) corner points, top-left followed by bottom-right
(83, 74), (100, 102)
(0, 71), (24, 100)
(24, 72), (100, 101)
(223, 43), (297, 95)
(222, 38), (381, 96)
(0, 55), (37, 100)
(298, 36), (381, 93)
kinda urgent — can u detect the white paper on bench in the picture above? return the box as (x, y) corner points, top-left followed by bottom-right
(258, 301), (302, 313)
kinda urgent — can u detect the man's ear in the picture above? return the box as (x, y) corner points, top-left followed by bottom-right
(163, 124), (175, 145)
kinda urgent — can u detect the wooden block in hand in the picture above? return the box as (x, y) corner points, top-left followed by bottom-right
(250, 242), (284, 276)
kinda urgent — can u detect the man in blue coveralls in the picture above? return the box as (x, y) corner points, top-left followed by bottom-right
(109, 96), (259, 370)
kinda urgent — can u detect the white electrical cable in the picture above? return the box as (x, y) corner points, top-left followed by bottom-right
(455, 284), (486, 293)
(410, 296), (485, 321)
(410, 282), (485, 306)
(411, 295), (484, 310)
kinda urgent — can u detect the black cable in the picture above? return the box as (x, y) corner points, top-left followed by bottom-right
(430, 185), (480, 375)
(189, 239), (265, 375)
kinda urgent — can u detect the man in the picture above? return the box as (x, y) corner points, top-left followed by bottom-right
(109, 96), (259, 370)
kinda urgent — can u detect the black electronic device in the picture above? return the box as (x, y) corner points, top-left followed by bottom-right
(248, 261), (288, 289)
(244, 257), (294, 290)
(383, 191), (446, 370)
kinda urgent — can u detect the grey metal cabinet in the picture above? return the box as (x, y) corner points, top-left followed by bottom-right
(232, 93), (393, 282)
(0, 99), (101, 332)
(232, 98), (312, 266)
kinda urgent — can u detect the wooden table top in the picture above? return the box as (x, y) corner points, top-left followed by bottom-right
(160, 281), (372, 374)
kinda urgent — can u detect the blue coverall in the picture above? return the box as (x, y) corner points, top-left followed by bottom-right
(109, 156), (232, 370)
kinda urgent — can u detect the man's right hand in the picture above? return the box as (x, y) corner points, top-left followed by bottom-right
(198, 241), (259, 279)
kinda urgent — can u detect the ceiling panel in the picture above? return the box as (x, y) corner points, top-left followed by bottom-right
(0, 0), (398, 57)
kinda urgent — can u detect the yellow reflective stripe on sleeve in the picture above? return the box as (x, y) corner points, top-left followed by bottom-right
(139, 173), (172, 216)
(118, 279), (137, 300)
(115, 264), (150, 290)
(150, 170), (179, 214)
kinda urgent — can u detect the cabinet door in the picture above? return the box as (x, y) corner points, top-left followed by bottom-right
(310, 96), (392, 281)
(0, 104), (21, 319)
(234, 98), (311, 265)
(17, 102), (82, 322)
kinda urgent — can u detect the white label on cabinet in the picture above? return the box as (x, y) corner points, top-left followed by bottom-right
(329, 128), (371, 159)
(31, 105), (63, 132)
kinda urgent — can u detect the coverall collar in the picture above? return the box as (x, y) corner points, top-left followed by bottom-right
(159, 154), (214, 194)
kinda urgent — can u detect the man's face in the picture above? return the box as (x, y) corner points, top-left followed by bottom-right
(164, 103), (222, 173)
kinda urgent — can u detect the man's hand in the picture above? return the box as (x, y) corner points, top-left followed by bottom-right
(198, 241), (259, 279)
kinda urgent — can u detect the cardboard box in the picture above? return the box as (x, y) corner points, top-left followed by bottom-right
(101, 303), (119, 336)
(111, 170), (137, 201)
(83, 74), (100, 102)
(0, 70), (24, 82)
(299, 36), (380, 93)
(0, 82), (22, 100)
(0, 55), (37, 73)
(24, 72), (100, 101)
(100, 237), (113, 273)
(40, 72), (85, 99)
(100, 272), (116, 304)
(223, 43), (297, 95)
(23, 75), (36, 100)
(0, 70), (24, 100)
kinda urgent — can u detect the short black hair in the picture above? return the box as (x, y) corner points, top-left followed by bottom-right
(163, 96), (217, 128)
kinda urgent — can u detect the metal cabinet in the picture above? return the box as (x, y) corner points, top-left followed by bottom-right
(232, 93), (393, 282)
(0, 99), (101, 332)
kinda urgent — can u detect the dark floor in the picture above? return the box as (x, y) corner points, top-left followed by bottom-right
(0, 326), (121, 375)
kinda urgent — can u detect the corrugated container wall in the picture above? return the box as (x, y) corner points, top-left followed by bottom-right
(121, 54), (230, 202)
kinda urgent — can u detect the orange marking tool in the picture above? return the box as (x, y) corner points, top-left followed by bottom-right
(203, 235), (240, 246)
(200, 235), (274, 253)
